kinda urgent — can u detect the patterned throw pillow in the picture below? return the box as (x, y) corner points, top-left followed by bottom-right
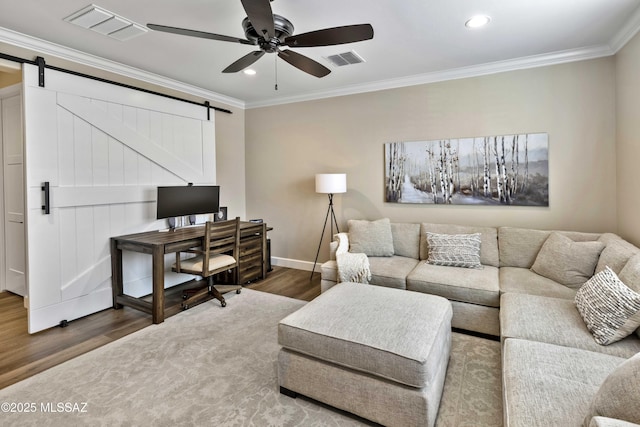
(426, 232), (482, 269)
(575, 267), (640, 345)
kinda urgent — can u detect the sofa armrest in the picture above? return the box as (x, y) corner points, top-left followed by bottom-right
(329, 233), (350, 260)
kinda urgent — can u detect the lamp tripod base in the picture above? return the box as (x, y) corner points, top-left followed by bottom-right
(311, 194), (340, 280)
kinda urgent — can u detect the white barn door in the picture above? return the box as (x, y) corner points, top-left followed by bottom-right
(23, 64), (215, 333)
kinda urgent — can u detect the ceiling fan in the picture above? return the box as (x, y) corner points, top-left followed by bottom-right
(147, 0), (374, 78)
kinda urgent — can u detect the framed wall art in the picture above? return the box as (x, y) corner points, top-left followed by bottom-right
(385, 133), (548, 206)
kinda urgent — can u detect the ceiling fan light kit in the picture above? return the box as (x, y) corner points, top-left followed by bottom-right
(147, 0), (374, 79)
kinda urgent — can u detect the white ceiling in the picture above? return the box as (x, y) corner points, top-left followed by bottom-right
(1, 0), (639, 108)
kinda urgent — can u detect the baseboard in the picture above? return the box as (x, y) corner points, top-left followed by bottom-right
(271, 257), (316, 271)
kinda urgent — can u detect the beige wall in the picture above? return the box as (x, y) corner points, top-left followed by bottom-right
(0, 71), (21, 88)
(616, 31), (640, 246)
(246, 58), (617, 265)
(214, 105), (246, 220)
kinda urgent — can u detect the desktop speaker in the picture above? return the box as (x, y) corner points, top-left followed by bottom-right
(167, 217), (176, 229)
(214, 207), (228, 222)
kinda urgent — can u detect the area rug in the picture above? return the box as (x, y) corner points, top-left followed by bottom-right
(0, 289), (502, 426)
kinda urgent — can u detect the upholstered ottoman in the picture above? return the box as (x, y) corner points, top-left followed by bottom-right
(277, 282), (452, 427)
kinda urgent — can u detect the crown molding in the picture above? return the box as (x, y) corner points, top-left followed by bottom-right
(0, 26), (245, 109)
(245, 44), (615, 109)
(609, 5), (640, 53)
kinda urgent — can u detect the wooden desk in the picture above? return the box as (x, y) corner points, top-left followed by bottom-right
(110, 222), (269, 324)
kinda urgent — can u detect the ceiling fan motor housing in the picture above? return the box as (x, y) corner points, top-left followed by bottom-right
(242, 14), (293, 52)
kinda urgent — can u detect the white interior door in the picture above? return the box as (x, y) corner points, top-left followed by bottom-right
(22, 64), (216, 333)
(1, 84), (26, 296)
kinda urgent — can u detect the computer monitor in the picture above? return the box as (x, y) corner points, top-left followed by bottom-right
(156, 185), (220, 220)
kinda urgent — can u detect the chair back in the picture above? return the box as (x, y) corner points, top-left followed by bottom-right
(202, 217), (241, 274)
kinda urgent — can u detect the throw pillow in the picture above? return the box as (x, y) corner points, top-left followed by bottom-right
(583, 351), (640, 426)
(575, 267), (640, 345)
(348, 218), (394, 257)
(425, 232), (482, 269)
(531, 232), (605, 289)
(618, 253), (640, 339)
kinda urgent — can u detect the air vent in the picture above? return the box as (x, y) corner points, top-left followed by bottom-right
(64, 4), (147, 41)
(324, 50), (365, 67)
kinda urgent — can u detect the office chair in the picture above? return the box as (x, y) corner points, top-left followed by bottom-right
(172, 217), (241, 309)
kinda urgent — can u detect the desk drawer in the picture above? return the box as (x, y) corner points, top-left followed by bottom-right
(239, 265), (263, 283)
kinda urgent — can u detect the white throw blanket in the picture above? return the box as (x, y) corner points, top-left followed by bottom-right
(333, 233), (371, 284)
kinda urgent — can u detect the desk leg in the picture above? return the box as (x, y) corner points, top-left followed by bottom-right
(152, 246), (165, 324)
(110, 238), (123, 309)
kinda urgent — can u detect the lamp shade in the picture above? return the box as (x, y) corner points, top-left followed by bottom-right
(315, 173), (347, 194)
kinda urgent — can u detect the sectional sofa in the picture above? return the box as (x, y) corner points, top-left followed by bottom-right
(320, 219), (640, 426)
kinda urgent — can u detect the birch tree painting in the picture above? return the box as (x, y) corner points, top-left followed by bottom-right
(384, 133), (548, 206)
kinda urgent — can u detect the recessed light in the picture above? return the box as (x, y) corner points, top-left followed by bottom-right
(243, 69), (257, 76)
(465, 15), (491, 29)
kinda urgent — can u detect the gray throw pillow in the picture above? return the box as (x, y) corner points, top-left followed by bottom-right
(583, 351), (640, 426)
(575, 267), (640, 345)
(618, 253), (640, 339)
(426, 232), (482, 269)
(348, 218), (394, 257)
(531, 232), (605, 289)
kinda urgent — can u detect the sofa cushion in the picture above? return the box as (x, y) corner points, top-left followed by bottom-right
(499, 227), (552, 268)
(499, 227), (602, 269)
(575, 267), (640, 345)
(500, 267), (576, 299)
(596, 234), (640, 275)
(503, 338), (625, 427)
(585, 351), (640, 426)
(319, 256), (419, 290)
(348, 218), (394, 257)
(531, 232), (605, 289)
(425, 232), (482, 269)
(391, 222), (420, 259)
(420, 223), (499, 267)
(407, 263), (499, 307)
(500, 293), (640, 358)
(368, 256), (420, 289)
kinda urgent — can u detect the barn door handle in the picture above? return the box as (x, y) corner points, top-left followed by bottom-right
(41, 182), (50, 214)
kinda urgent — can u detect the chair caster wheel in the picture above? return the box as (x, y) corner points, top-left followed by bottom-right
(221, 301), (227, 307)
(182, 294), (188, 300)
(236, 289), (241, 294)
(182, 304), (189, 310)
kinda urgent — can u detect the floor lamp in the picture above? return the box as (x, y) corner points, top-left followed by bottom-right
(311, 173), (347, 280)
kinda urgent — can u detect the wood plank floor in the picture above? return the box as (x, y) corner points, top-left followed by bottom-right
(0, 266), (320, 390)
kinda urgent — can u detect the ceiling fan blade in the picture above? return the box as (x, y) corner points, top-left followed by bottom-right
(278, 50), (330, 78)
(284, 24), (374, 48)
(147, 23), (255, 45)
(222, 51), (266, 73)
(241, 0), (275, 39)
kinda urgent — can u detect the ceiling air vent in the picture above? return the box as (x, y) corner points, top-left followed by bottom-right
(324, 50), (365, 67)
(64, 4), (147, 41)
